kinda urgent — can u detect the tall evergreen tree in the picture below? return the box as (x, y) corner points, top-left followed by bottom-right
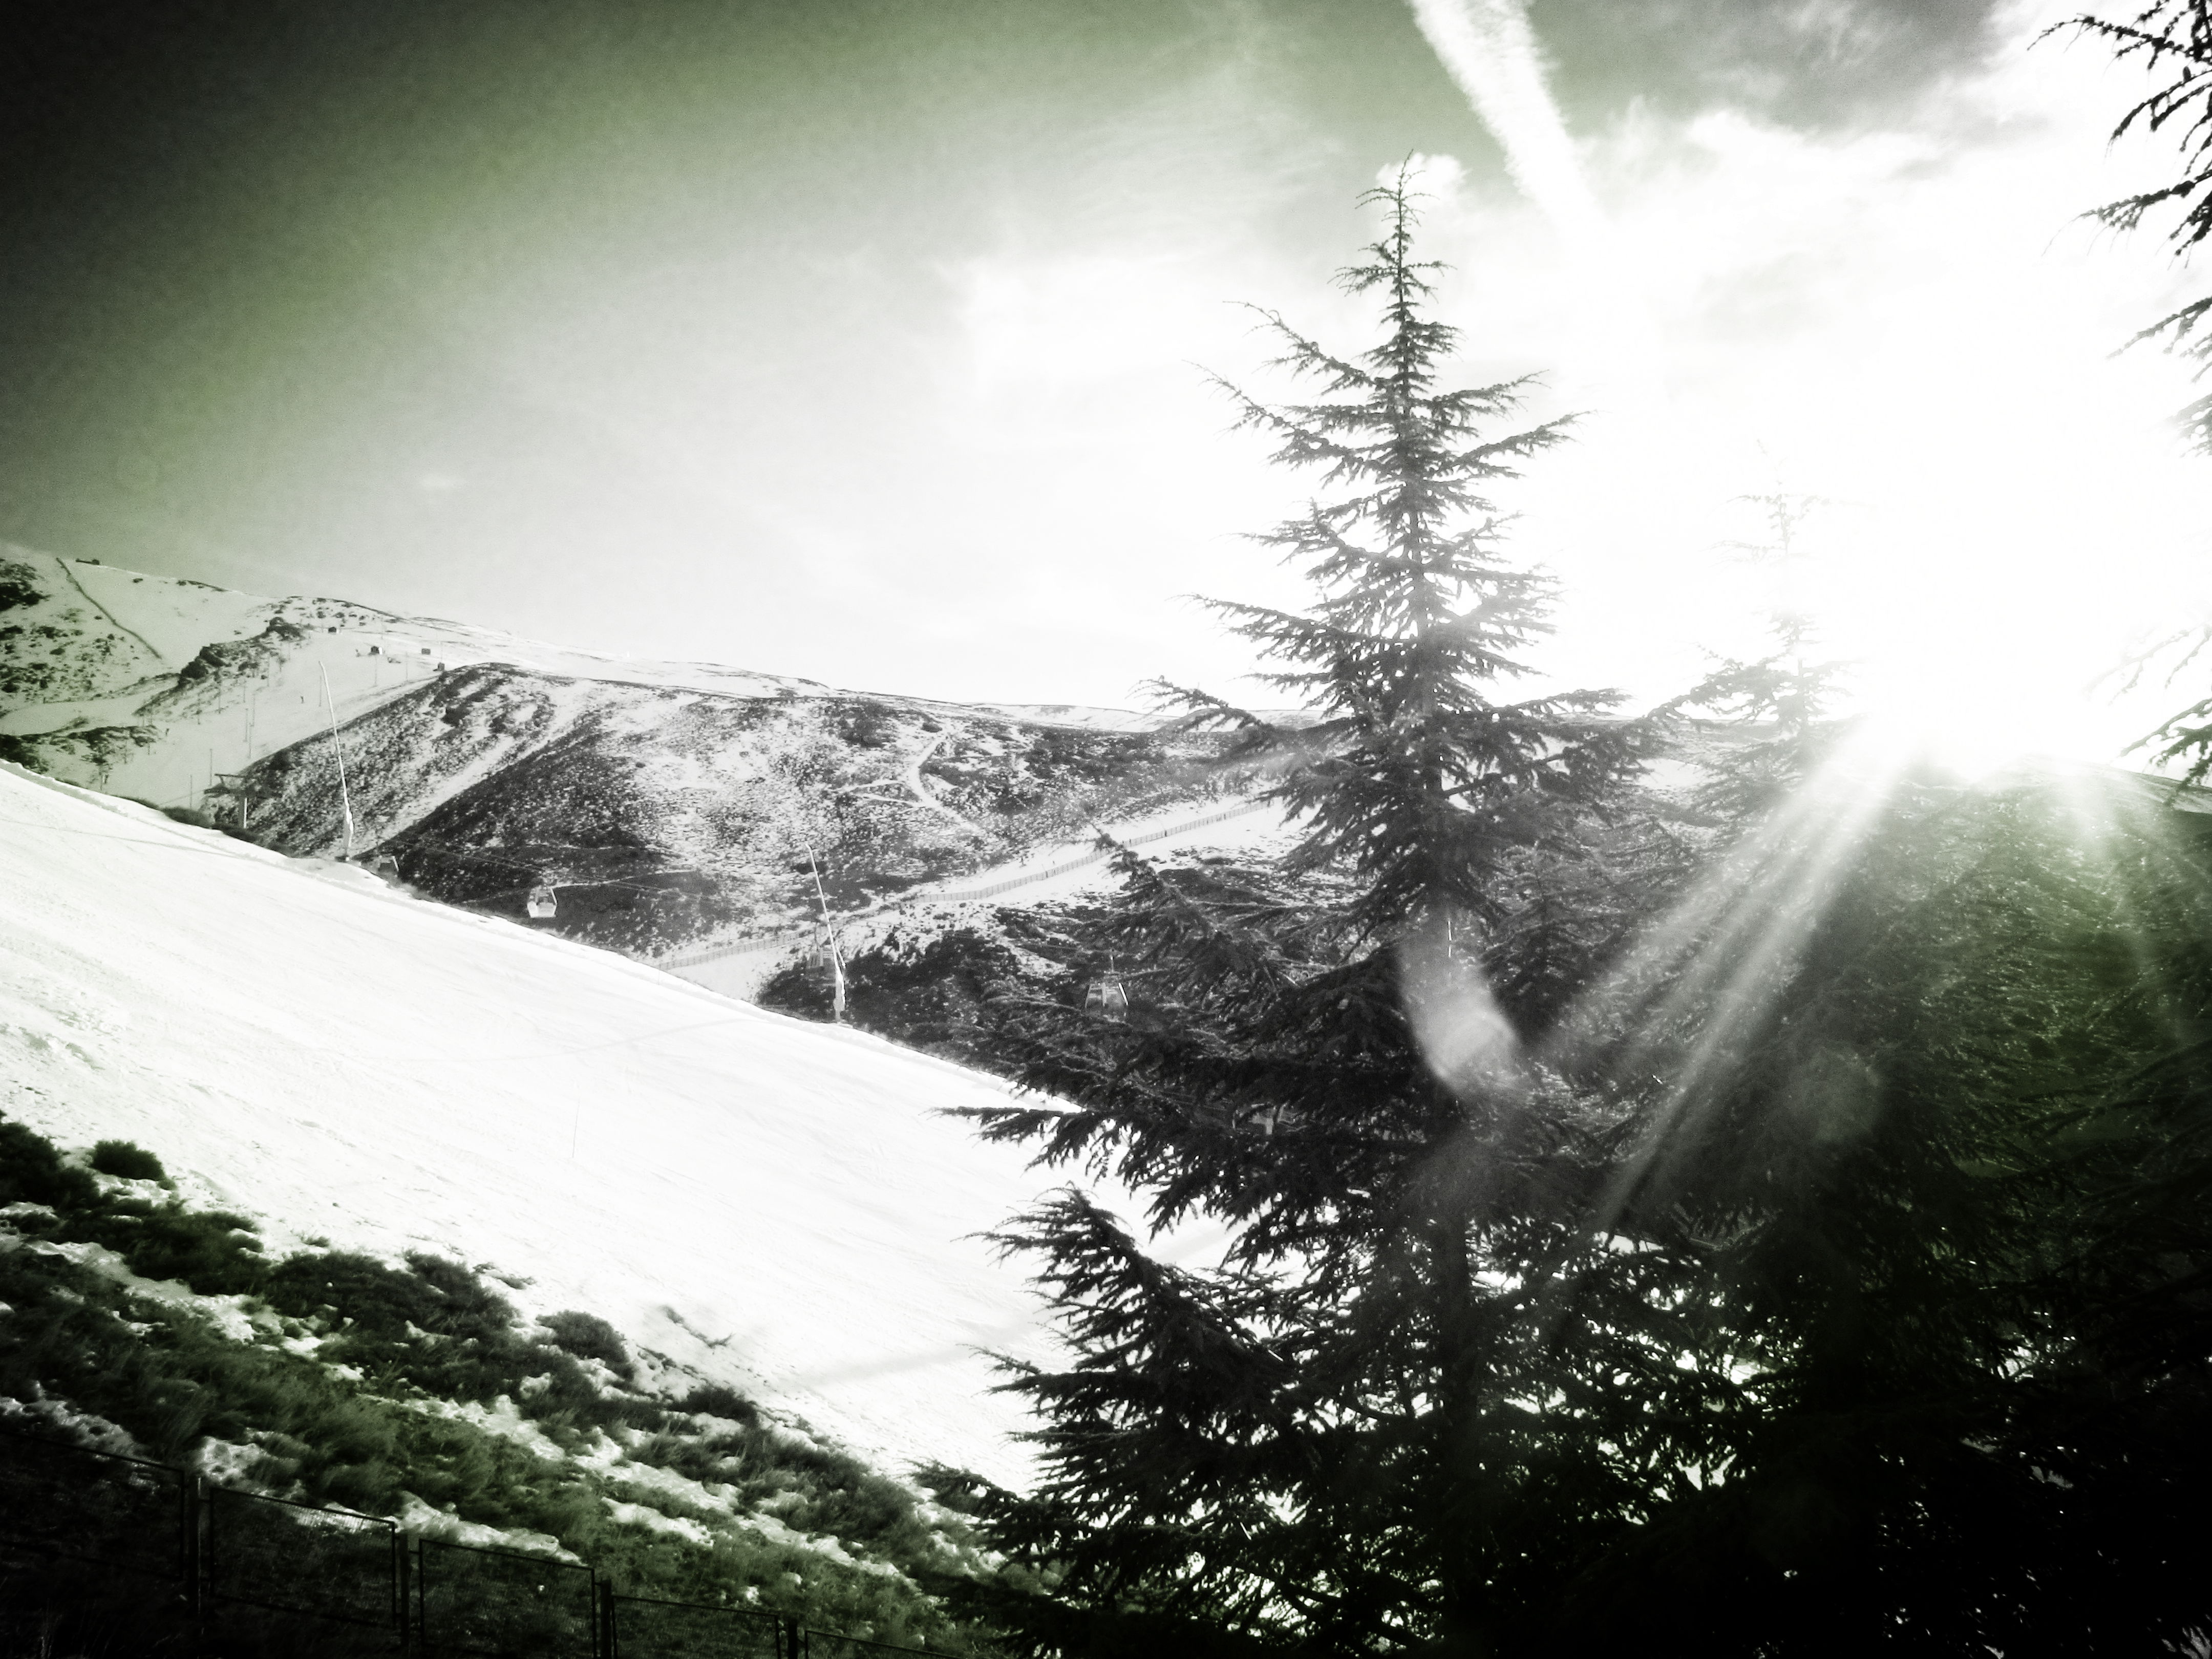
(2056, 0), (2212, 451)
(2055, 2), (2212, 781)
(1554, 761), (2212, 1656)
(1686, 491), (1851, 823)
(960, 176), (1691, 1657)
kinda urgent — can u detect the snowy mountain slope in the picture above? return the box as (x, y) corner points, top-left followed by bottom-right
(0, 756), (1096, 1488)
(1, 547), (1238, 961)
(665, 793), (1301, 1002)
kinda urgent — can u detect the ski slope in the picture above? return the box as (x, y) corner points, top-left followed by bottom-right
(0, 758), (1091, 1488)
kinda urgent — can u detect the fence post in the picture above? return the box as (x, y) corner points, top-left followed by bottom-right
(598, 1579), (616, 1659)
(396, 1532), (414, 1657)
(779, 1614), (806, 1658)
(181, 1475), (205, 1619)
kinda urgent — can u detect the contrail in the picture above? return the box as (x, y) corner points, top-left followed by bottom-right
(1405, 0), (1605, 254)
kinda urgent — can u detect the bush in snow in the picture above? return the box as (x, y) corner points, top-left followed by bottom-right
(537, 1309), (634, 1381)
(89, 1138), (166, 1183)
(0, 1115), (98, 1213)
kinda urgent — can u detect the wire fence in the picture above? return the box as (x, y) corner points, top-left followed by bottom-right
(654, 795), (1274, 972)
(0, 1426), (937, 1658)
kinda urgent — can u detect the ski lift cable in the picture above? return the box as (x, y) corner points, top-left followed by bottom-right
(313, 654), (357, 859)
(0, 816), (283, 864)
(655, 796), (1274, 971)
(352, 1009), (763, 1067)
(375, 831), (697, 899)
(13, 786), (1260, 967)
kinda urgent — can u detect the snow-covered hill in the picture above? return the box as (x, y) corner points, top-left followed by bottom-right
(1, 545), (1247, 963)
(0, 756), (1113, 1488)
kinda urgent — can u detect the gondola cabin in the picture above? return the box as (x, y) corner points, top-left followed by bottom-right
(1084, 972), (1130, 1021)
(526, 884), (558, 920)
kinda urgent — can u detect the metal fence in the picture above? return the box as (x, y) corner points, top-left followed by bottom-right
(0, 1428), (184, 1588)
(602, 1587), (786, 1656)
(418, 1535), (597, 1656)
(0, 1427), (934, 1658)
(208, 1482), (403, 1630)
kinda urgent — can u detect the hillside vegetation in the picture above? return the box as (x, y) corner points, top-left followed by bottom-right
(0, 1115), (1008, 1650)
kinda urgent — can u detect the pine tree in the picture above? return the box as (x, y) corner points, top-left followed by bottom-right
(959, 175), (1695, 1657)
(2118, 622), (2212, 786)
(2054, 2), (2212, 782)
(2055, 1), (2212, 451)
(1554, 761), (2212, 1655)
(1686, 490), (1851, 822)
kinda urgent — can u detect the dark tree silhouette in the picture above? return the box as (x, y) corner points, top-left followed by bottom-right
(955, 174), (1687, 1657)
(2054, 2), (2212, 782)
(1686, 490), (1852, 821)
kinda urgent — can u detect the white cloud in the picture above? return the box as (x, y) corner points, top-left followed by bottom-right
(1405, 0), (1605, 254)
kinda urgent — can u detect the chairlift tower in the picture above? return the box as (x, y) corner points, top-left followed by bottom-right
(206, 773), (276, 832)
(803, 845), (848, 1023)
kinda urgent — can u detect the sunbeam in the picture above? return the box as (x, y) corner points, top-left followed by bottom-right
(1544, 726), (1916, 1223)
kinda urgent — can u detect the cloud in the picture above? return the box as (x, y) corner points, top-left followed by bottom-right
(1406, 0), (1606, 252)
(1524, 0), (2013, 129)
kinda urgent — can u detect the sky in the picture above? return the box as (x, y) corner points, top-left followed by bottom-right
(4, 0), (2211, 768)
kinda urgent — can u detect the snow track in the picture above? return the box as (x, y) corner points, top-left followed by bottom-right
(657, 794), (1283, 978)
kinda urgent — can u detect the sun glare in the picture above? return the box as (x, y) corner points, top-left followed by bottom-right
(1851, 656), (2111, 783)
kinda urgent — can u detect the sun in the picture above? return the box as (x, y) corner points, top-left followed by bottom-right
(1847, 647), (2125, 782)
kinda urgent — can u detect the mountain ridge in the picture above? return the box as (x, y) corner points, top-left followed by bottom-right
(1, 545), (1264, 964)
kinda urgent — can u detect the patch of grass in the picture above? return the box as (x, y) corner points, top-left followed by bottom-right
(88, 1139), (167, 1183)
(538, 1310), (634, 1381)
(0, 1118), (99, 1214)
(677, 1381), (760, 1426)
(0, 1115), (1007, 1649)
(70, 1202), (266, 1295)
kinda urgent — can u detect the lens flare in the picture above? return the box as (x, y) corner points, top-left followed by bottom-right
(1545, 725), (1911, 1221)
(1399, 907), (1524, 1097)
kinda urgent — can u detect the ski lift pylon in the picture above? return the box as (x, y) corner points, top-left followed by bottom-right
(526, 883), (558, 920)
(804, 927), (849, 1018)
(802, 844), (849, 1023)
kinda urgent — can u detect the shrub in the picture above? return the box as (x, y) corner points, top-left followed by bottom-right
(73, 1202), (266, 1294)
(538, 1310), (634, 1380)
(913, 1461), (989, 1515)
(678, 1382), (760, 1426)
(402, 1251), (519, 1342)
(0, 1115), (98, 1214)
(89, 1138), (167, 1182)
(0, 1120), (997, 1646)
(260, 1250), (446, 1337)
